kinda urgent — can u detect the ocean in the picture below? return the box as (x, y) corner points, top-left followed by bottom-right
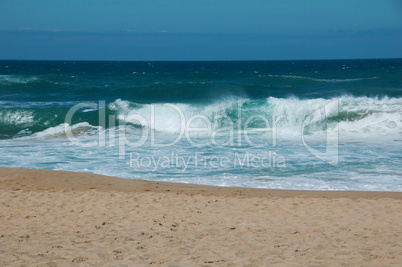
(1, 59), (401, 191)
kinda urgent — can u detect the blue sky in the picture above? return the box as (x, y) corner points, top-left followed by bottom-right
(0, 0), (401, 60)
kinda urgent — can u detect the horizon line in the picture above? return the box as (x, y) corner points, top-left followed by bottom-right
(1, 57), (402, 63)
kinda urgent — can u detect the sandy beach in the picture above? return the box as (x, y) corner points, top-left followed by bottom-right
(0, 167), (401, 266)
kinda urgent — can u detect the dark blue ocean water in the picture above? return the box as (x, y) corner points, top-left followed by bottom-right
(1, 59), (401, 191)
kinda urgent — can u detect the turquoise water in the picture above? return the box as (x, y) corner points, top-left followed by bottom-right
(1, 59), (401, 191)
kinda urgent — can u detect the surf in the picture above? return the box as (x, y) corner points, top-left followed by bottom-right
(3, 95), (400, 143)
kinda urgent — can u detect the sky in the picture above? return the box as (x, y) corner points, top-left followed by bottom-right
(0, 0), (401, 60)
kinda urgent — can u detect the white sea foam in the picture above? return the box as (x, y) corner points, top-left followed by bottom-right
(2, 96), (401, 192)
(108, 96), (402, 141)
(0, 100), (96, 109)
(0, 109), (35, 126)
(16, 122), (101, 140)
(0, 75), (39, 84)
(266, 74), (377, 83)
(4, 96), (400, 142)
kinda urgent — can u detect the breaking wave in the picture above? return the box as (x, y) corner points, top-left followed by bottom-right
(3, 96), (400, 141)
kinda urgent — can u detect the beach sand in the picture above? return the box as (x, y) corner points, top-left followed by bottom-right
(0, 168), (401, 266)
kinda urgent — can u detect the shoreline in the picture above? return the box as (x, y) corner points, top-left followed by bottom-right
(1, 167), (402, 266)
(1, 167), (401, 199)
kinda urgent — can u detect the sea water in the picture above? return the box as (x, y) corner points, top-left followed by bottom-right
(1, 59), (401, 191)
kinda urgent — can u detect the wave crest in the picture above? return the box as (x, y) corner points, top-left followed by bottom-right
(265, 74), (378, 83)
(0, 75), (39, 84)
(2, 96), (400, 141)
(110, 96), (402, 139)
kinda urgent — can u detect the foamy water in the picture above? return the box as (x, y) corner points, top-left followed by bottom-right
(1, 59), (401, 191)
